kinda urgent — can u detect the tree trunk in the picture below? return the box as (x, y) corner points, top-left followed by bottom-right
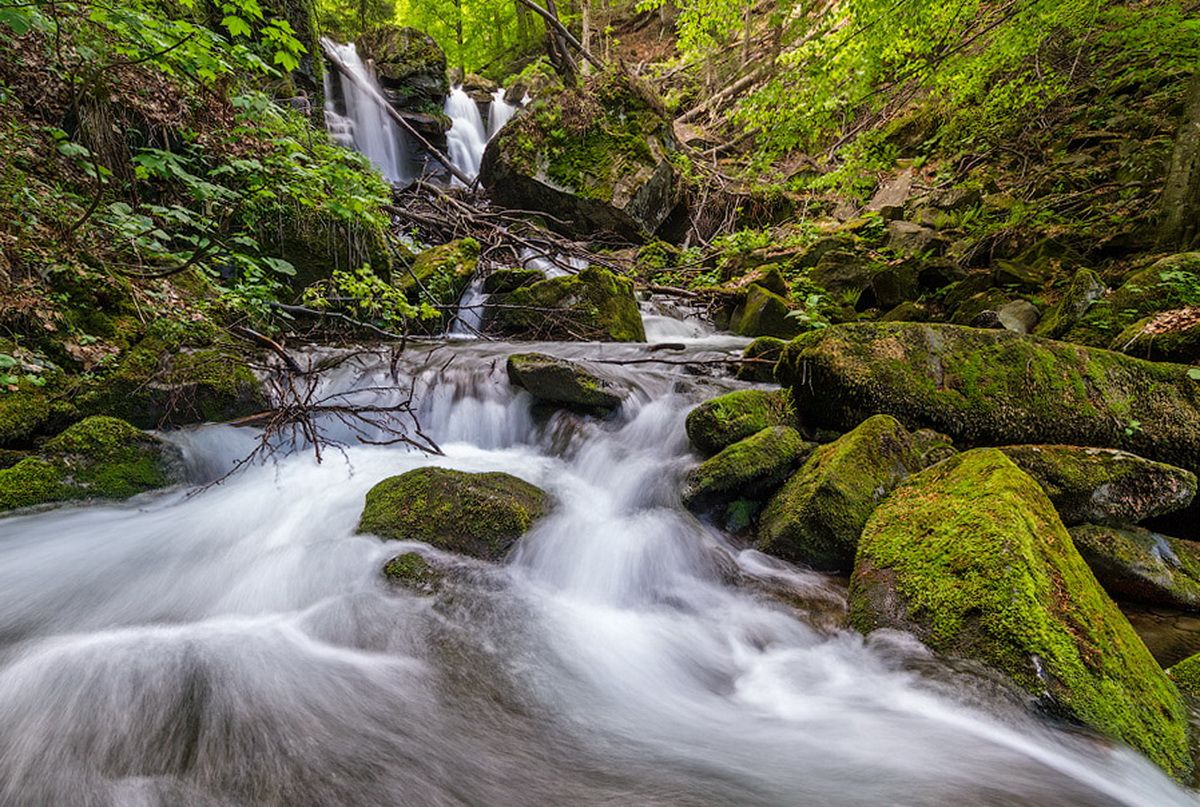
(581, 0), (592, 75)
(454, 0), (466, 77)
(1159, 71), (1200, 251)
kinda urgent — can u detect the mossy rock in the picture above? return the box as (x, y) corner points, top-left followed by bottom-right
(480, 70), (679, 240)
(735, 336), (787, 383)
(879, 301), (930, 323)
(261, 205), (393, 291)
(685, 389), (792, 456)
(1064, 253), (1200, 347)
(0, 416), (182, 512)
(777, 322), (1200, 476)
(998, 445), (1196, 526)
(682, 425), (814, 511)
(1168, 653), (1200, 697)
(729, 284), (803, 339)
(357, 24), (448, 108)
(382, 551), (443, 593)
(1035, 268), (1106, 339)
(506, 352), (625, 411)
(1070, 524), (1200, 611)
(483, 268), (542, 294)
(0, 389), (55, 447)
(757, 414), (924, 572)
(399, 238), (480, 305)
(849, 448), (1191, 780)
(357, 467), (548, 560)
(1110, 308), (1200, 364)
(485, 266), (645, 342)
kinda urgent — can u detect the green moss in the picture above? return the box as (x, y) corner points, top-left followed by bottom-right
(506, 353), (624, 410)
(729, 285), (803, 339)
(0, 457), (70, 511)
(1070, 523), (1200, 610)
(482, 268), (542, 294)
(757, 414), (924, 571)
(1065, 254), (1200, 347)
(0, 390), (53, 447)
(1168, 653), (1200, 697)
(1035, 268), (1106, 339)
(778, 322), (1200, 476)
(357, 467), (548, 560)
(850, 448), (1191, 780)
(683, 425), (813, 510)
(736, 336), (787, 382)
(400, 237), (480, 304)
(685, 389), (793, 456)
(382, 551), (442, 592)
(488, 266), (645, 342)
(1111, 310), (1200, 363)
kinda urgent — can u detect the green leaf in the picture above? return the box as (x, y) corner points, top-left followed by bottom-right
(221, 14), (251, 37)
(1188, 368), (1200, 381)
(0, 354), (17, 370)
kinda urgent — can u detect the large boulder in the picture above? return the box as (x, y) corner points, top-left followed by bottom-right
(357, 25), (448, 109)
(682, 425), (813, 510)
(506, 353), (625, 411)
(485, 266), (645, 342)
(480, 71), (679, 240)
(685, 389), (792, 457)
(0, 416), (183, 512)
(728, 285), (803, 339)
(1064, 253), (1200, 347)
(757, 414), (925, 572)
(777, 322), (1200, 475)
(997, 445), (1196, 526)
(1035, 268), (1106, 339)
(1070, 524), (1200, 611)
(357, 467), (548, 561)
(849, 449), (1191, 779)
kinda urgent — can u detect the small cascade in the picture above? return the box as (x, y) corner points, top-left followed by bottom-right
(518, 247), (586, 279)
(448, 275), (488, 339)
(487, 88), (517, 140)
(321, 71), (356, 149)
(321, 39), (411, 184)
(444, 86), (487, 185)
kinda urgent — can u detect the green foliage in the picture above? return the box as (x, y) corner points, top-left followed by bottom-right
(303, 266), (432, 331)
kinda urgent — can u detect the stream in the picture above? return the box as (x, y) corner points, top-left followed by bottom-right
(0, 309), (1194, 806)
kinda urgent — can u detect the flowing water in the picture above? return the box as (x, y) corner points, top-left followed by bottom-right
(0, 311), (1195, 806)
(321, 39), (411, 184)
(487, 88), (518, 141)
(445, 86), (488, 185)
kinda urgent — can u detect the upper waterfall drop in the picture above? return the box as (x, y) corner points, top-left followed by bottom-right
(444, 86), (488, 185)
(321, 38), (411, 184)
(487, 88), (517, 140)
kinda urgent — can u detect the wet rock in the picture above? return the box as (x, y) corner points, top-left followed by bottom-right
(357, 467), (548, 560)
(777, 322), (1200, 476)
(735, 336), (786, 383)
(398, 238), (480, 306)
(506, 352), (625, 411)
(849, 448), (1191, 780)
(996, 299), (1040, 334)
(757, 414), (925, 572)
(685, 389), (793, 457)
(1070, 524), (1200, 611)
(997, 445), (1196, 526)
(382, 551), (444, 593)
(1035, 268), (1106, 339)
(481, 71), (679, 240)
(357, 25), (449, 109)
(682, 425), (814, 511)
(729, 285), (802, 339)
(482, 268), (541, 294)
(0, 416), (183, 512)
(485, 266), (645, 342)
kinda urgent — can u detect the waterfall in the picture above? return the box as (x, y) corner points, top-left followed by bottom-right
(448, 275), (487, 339)
(487, 88), (517, 140)
(321, 39), (411, 184)
(444, 86), (487, 185)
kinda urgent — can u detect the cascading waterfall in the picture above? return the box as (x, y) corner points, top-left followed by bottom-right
(487, 88), (518, 140)
(0, 320), (1194, 805)
(448, 275), (488, 339)
(321, 39), (411, 184)
(444, 86), (488, 185)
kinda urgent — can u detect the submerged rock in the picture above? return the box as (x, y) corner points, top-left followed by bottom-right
(357, 467), (547, 560)
(506, 353), (625, 411)
(777, 322), (1200, 475)
(1070, 524), (1200, 611)
(682, 425), (813, 511)
(685, 389), (792, 457)
(485, 266), (645, 342)
(0, 416), (182, 512)
(997, 445), (1196, 526)
(382, 551), (444, 593)
(757, 414), (925, 572)
(480, 71), (679, 240)
(849, 448), (1191, 779)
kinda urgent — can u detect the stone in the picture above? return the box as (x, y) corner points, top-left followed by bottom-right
(849, 448), (1191, 779)
(382, 551), (444, 593)
(729, 285), (802, 339)
(1065, 253), (1200, 347)
(357, 467), (548, 560)
(1070, 524), (1200, 611)
(997, 445), (1196, 526)
(735, 337), (787, 382)
(485, 266), (646, 342)
(682, 425), (813, 510)
(506, 353), (625, 411)
(482, 268), (543, 294)
(886, 221), (949, 256)
(776, 322), (1200, 476)
(1035, 268), (1107, 339)
(996, 299), (1041, 334)
(1110, 307), (1200, 364)
(358, 25), (449, 108)
(685, 389), (792, 457)
(866, 169), (913, 220)
(756, 414), (925, 572)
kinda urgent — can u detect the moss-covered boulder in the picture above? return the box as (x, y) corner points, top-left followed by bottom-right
(398, 238), (479, 305)
(357, 467), (547, 560)
(1070, 524), (1200, 611)
(735, 336), (786, 383)
(482, 268), (542, 294)
(1111, 308), (1200, 364)
(0, 390), (56, 447)
(849, 448), (1191, 779)
(1168, 653), (1200, 697)
(261, 206), (393, 291)
(777, 322), (1200, 475)
(0, 416), (182, 512)
(357, 24), (449, 109)
(682, 425), (813, 510)
(1064, 253), (1200, 347)
(480, 70), (679, 240)
(757, 414), (925, 572)
(485, 266), (645, 342)
(729, 285), (803, 339)
(506, 353), (625, 411)
(997, 445), (1196, 526)
(685, 389), (792, 456)
(1035, 268), (1107, 339)
(382, 551), (444, 593)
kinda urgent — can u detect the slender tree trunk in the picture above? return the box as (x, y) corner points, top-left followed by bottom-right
(741, 1), (751, 67)
(1159, 71), (1200, 250)
(581, 0), (592, 75)
(454, 0), (466, 77)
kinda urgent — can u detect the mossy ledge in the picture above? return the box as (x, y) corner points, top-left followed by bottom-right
(849, 448), (1191, 780)
(357, 467), (548, 561)
(685, 389), (793, 457)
